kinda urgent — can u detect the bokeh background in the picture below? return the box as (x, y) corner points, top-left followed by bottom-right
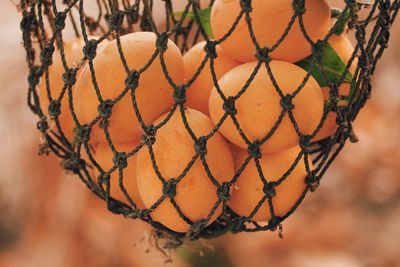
(1, 1), (399, 266)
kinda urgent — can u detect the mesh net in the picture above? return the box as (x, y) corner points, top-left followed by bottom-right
(19, 0), (399, 243)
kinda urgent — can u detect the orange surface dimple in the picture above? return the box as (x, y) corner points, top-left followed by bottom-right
(91, 141), (144, 209)
(136, 108), (235, 232)
(39, 36), (106, 142)
(313, 33), (358, 141)
(183, 41), (240, 115)
(209, 60), (323, 153)
(229, 146), (308, 221)
(73, 32), (184, 143)
(211, 0), (331, 63)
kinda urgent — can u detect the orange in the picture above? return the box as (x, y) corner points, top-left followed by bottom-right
(39, 36), (105, 142)
(136, 108), (234, 232)
(210, 0), (331, 63)
(183, 41), (240, 115)
(73, 32), (184, 143)
(229, 146), (308, 221)
(209, 60), (323, 153)
(91, 141), (144, 208)
(313, 33), (357, 141)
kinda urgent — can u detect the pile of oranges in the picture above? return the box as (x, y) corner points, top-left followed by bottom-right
(39, 0), (356, 233)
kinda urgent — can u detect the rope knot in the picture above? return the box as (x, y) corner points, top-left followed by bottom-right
(194, 136), (207, 156)
(263, 182), (276, 198)
(28, 65), (42, 87)
(83, 39), (98, 60)
(113, 152), (128, 169)
(240, 0), (252, 12)
(63, 153), (85, 174)
(48, 100), (61, 117)
(256, 47), (271, 62)
(135, 209), (150, 219)
(109, 10), (125, 30)
(40, 45), (55, 68)
(54, 12), (66, 31)
(268, 216), (282, 230)
(106, 199), (124, 215)
(223, 96), (237, 116)
(76, 124), (91, 144)
(173, 84), (187, 105)
(142, 125), (156, 146)
(305, 171), (319, 192)
(125, 70), (140, 89)
(217, 182), (230, 201)
(98, 172), (110, 185)
(20, 12), (34, 31)
(163, 179), (177, 198)
(343, 124), (359, 143)
(230, 217), (246, 233)
(280, 94), (294, 111)
(37, 117), (48, 132)
(62, 68), (77, 86)
(247, 142), (261, 159)
(98, 100), (113, 119)
(204, 41), (218, 59)
(299, 135), (311, 152)
(156, 32), (169, 52)
(292, 0), (306, 15)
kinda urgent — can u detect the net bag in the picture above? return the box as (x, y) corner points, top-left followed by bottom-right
(19, 0), (399, 244)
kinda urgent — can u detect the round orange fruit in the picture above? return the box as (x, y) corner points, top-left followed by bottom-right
(313, 33), (357, 141)
(39, 36), (106, 142)
(136, 108), (234, 232)
(210, 0), (331, 63)
(73, 32), (184, 143)
(91, 141), (144, 208)
(209, 60), (323, 153)
(229, 146), (308, 221)
(183, 41), (240, 115)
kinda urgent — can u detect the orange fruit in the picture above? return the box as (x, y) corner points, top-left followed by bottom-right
(73, 32), (184, 143)
(91, 141), (144, 208)
(183, 41), (240, 115)
(313, 33), (357, 141)
(136, 108), (234, 232)
(210, 0), (331, 63)
(209, 60), (323, 153)
(229, 146), (308, 221)
(39, 36), (106, 142)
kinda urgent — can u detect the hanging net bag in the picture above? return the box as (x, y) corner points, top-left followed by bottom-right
(19, 0), (399, 244)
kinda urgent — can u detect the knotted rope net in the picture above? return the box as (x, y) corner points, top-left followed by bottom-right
(19, 0), (399, 245)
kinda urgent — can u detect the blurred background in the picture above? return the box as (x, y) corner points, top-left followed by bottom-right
(1, 1), (399, 267)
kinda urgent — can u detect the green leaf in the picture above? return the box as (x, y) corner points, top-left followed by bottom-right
(173, 7), (214, 39)
(296, 42), (353, 88)
(332, 9), (351, 35)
